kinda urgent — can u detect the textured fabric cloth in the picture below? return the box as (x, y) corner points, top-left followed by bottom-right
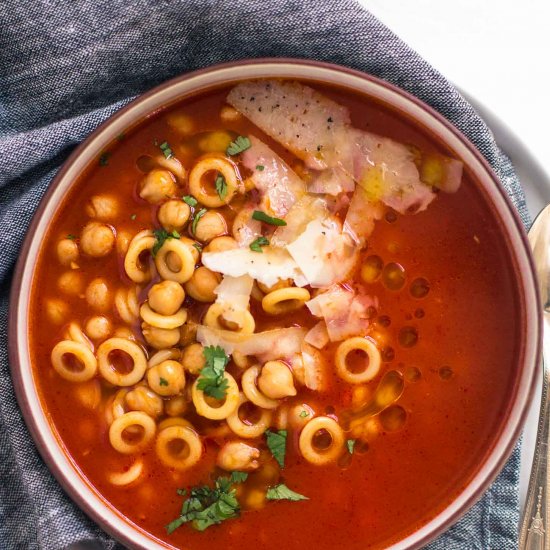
(0, 1), (527, 549)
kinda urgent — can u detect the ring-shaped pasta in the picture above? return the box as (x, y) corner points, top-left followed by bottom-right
(154, 238), (195, 283)
(124, 231), (156, 283)
(191, 372), (239, 420)
(189, 156), (238, 207)
(148, 348), (181, 369)
(115, 286), (140, 324)
(203, 302), (255, 334)
(97, 337), (147, 386)
(109, 411), (156, 454)
(227, 393), (273, 438)
(155, 154), (186, 182)
(65, 322), (94, 351)
(241, 365), (279, 410)
(51, 340), (98, 382)
(108, 459), (144, 486)
(335, 336), (381, 384)
(156, 425), (203, 470)
(139, 302), (187, 329)
(261, 287), (311, 315)
(158, 417), (193, 431)
(298, 416), (345, 465)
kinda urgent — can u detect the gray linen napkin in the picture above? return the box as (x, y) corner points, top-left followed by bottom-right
(0, 1), (527, 549)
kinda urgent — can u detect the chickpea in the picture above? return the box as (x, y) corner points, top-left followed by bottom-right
(181, 343), (206, 374)
(148, 281), (185, 316)
(56, 238), (79, 266)
(158, 200), (190, 232)
(184, 266), (221, 302)
(220, 105), (241, 123)
(258, 361), (297, 399)
(80, 222), (115, 257)
(288, 403), (315, 429)
(139, 169), (177, 204)
(84, 315), (112, 341)
(193, 211), (227, 243)
(166, 111), (194, 135)
(197, 131), (233, 153)
(203, 236), (238, 253)
(244, 488), (266, 510)
(217, 441), (260, 472)
(165, 395), (188, 417)
(85, 194), (119, 221)
(112, 326), (135, 340)
(116, 229), (132, 255)
(142, 323), (180, 349)
(125, 386), (163, 418)
(257, 278), (292, 295)
(85, 278), (112, 311)
(57, 271), (84, 295)
(180, 321), (197, 346)
(147, 360), (186, 396)
(46, 298), (68, 324)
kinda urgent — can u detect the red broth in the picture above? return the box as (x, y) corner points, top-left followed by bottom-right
(29, 81), (519, 549)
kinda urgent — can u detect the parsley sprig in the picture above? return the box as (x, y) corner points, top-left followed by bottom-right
(252, 210), (287, 226)
(346, 439), (356, 454)
(152, 228), (180, 256)
(183, 195), (198, 207)
(159, 140), (174, 159)
(265, 429), (287, 468)
(197, 346), (230, 399)
(249, 236), (269, 253)
(226, 135), (251, 156)
(192, 208), (207, 235)
(215, 173), (228, 200)
(167, 472), (248, 533)
(266, 484), (309, 502)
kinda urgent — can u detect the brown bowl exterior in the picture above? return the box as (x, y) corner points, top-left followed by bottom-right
(8, 59), (541, 549)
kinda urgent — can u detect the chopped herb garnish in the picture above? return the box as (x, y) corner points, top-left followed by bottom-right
(66, 234), (77, 241)
(252, 210), (287, 226)
(167, 473), (247, 533)
(99, 151), (111, 166)
(192, 208), (207, 235)
(197, 346), (230, 399)
(266, 484), (308, 502)
(265, 429), (287, 468)
(249, 236), (270, 253)
(152, 228), (180, 257)
(130, 214), (137, 220)
(159, 140), (174, 159)
(215, 173), (228, 200)
(226, 135), (251, 156)
(299, 410), (309, 418)
(183, 195), (198, 207)
(116, 133), (126, 141)
(159, 377), (169, 387)
(346, 439), (356, 454)
(192, 243), (203, 253)
(256, 165), (265, 171)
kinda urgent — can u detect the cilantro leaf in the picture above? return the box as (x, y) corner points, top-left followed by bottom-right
(230, 471), (248, 484)
(159, 140), (174, 159)
(99, 151), (111, 166)
(192, 243), (203, 253)
(152, 228), (180, 257)
(252, 210), (287, 226)
(197, 346), (230, 399)
(192, 208), (207, 235)
(266, 484), (308, 502)
(256, 165), (265, 171)
(226, 135), (251, 156)
(159, 377), (169, 387)
(183, 195), (198, 207)
(249, 236), (269, 253)
(346, 439), (356, 454)
(167, 475), (244, 534)
(299, 410), (309, 418)
(265, 429), (287, 468)
(215, 173), (228, 200)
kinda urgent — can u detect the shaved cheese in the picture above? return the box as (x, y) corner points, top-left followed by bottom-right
(214, 275), (253, 325)
(302, 343), (327, 391)
(286, 218), (358, 288)
(228, 80), (350, 170)
(344, 184), (384, 246)
(304, 321), (330, 349)
(196, 325), (307, 360)
(308, 167), (355, 196)
(232, 205), (263, 247)
(242, 136), (306, 216)
(306, 285), (377, 341)
(202, 247), (307, 287)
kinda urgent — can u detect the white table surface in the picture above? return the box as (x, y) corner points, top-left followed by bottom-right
(359, 0), (550, 517)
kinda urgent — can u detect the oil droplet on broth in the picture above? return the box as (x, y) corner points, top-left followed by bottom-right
(439, 366), (454, 380)
(377, 315), (391, 327)
(361, 255), (384, 284)
(404, 366), (422, 383)
(398, 326), (418, 348)
(379, 405), (407, 432)
(410, 277), (430, 298)
(414, 308), (425, 319)
(385, 210), (397, 223)
(382, 262), (406, 290)
(382, 346), (395, 362)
